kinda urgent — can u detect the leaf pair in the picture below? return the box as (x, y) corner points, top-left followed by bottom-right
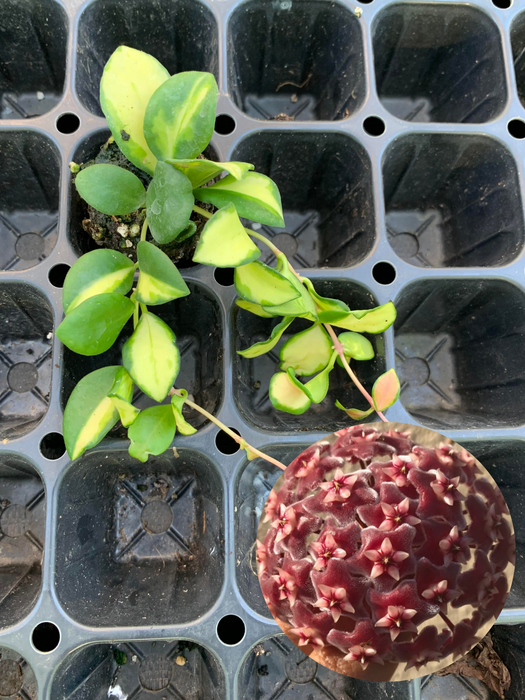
(128, 390), (196, 463)
(57, 245), (188, 356)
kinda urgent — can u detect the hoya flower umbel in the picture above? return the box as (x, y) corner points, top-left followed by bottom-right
(258, 426), (514, 680)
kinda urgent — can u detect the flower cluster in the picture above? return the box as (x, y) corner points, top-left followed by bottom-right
(257, 426), (514, 678)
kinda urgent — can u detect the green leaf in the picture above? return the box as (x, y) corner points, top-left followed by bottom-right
(56, 293), (134, 356)
(335, 400), (374, 421)
(193, 203), (261, 267)
(144, 71), (218, 161)
(279, 323), (333, 377)
(194, 172), (285, 227)
(235, 299), (274, 318)
(107, 367), (139, 427)
(136, 240), (190, 305)
(167, 159), (254, 188)
(301, 278), (351, 323)
(234, 261), (300, 306)
(171, 390), (197, 436)
(239, 439), (258, 461)
(100, 46), (169, 175)
(262, 260), (317, 321)
(122, 311), (180, 402)
(146, 161), (194, 244)
(372, 369), (401, 412)
(75, 164), (146, 216)
(63, 249), (134, 314)
(332, 302), (397, 334)
(269, 371), (311, 415)
(336, 331), (375, 367)
(177, 221), (197, 242)
(301, 350), (338, 403)
(238, 316), (294, 359)
(63, 366), (132, 460)
(128, 405), (176, 462)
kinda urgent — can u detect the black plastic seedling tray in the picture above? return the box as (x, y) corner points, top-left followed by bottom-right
(2, 0), (525, 698)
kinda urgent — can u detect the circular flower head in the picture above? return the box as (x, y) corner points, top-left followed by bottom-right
(257, 423), (514, 682)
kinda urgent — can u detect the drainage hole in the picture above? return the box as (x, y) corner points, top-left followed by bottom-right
(508, 119), (525, 139)
(372, 261), (396, 285)
(40, 432), (66, 460)
(32, 622), (60, 653)
(217, 615), (246, 645)
(215, 428), (241, 454)
(363, 116), (385, 136)
(56, 113), (80, 134)
(215, 114), (236, 135)
(214, 267), (235, 286)
(492, 0), (511, 7)
(48, 263), (70, 288)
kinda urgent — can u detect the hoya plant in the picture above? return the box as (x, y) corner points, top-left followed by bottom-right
(59, 46), (400, 464)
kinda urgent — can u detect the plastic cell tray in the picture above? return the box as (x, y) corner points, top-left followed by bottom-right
(1, 0), (525, 698)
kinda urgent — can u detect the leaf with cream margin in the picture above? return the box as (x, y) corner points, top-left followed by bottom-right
(269, 371), (311, 415)
(336, 331), (374, 367)
(262, 258), (317, 321)
(128, 405), (176, 462)
(335, 401), (374, 420)
(234, 260), (299, 306)
(100, 46), (169, 175)
(63, 366), (133, 460)
(279, 324), (332, 377)
(167, 159), (253, 188)
(171, 390), (197, 436)
(238, 316), (294, 359)
(235, 299), (274, 318)
(194, 172), (284, 227)
(372, 369), (401, 412)
(144, 71), (218, 161)
(108, 367), (140, 427)
(122, 312), (180, 402)
(193, 203), (261, 267)
(56, 293), (134, 356)
(136, 241), (190, 305)
(331, 302), (397, 334)
(62, 249), (134, 314)
(301, 277), (351, 323)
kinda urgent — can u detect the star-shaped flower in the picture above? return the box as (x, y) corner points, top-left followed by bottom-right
(343, 644), (379, 670)
(256, 539), (267, 575)
(363, 537), (410, 580)
(272, 568), (297, 606)
(319, 468), (359, 503)
(378, 498), (421, 531)
(375, 605), (417, 641)
(421, 579), (458, 611)
(310, 533), (347, 571)
(296, 448), (320, 478)
(313, 584), (355, 622)
(430, 469), (465, 506)
(289, 626), (324, 648)
(439, 526), (471, 566)
(271, 503), (297, 543)
(263, 490), (278, 523)
(383, 455), (414, 487)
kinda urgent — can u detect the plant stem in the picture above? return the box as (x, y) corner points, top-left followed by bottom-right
(169, 388), (286, 471)
(439, 611), (455, 632)
(323, 323), (387, 422)
(193, 205), (212, 219)
(133, 298), (139, 329)
(246, 229), (283, 258)
(140, 303), (148, 315)
(141, 217), (148, 242)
